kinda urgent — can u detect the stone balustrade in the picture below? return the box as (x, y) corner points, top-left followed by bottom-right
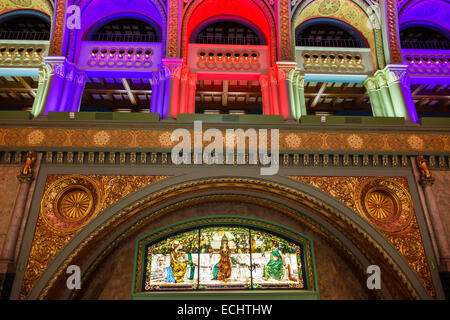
(188, 44), (269, 73)
(78, 41), (163, 71)
(401, 49), (450, 76)
(0, 41), (49, 67)
(295, 46), (373, 74)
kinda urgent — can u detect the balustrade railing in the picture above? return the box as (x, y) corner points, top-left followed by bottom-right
(188, 43), (269, 73)
(295, 47), (373, 74)
(401, 40), (450, 50)
(195, 35), (261, 46)
(295, 38), (365, 48)
(0, 42), (49, 66)
(0, 31), (50, 41)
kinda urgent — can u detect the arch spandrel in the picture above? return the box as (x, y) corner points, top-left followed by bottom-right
(17, 174), (432, 300)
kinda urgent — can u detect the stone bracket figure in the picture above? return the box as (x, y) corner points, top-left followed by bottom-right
(17, 151), (36, 184)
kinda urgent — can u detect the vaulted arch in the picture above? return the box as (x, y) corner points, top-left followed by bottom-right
(18, 175), (429, 300)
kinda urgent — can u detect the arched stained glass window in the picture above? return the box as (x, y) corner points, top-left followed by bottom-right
(141, 226), (307, 291)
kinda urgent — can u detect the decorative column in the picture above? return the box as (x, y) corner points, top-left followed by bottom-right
(259, 74), (272, 116)
(380, 0), (403, 65)
(268, 67), (280, 115)
(178, 66), (190, 115)
(31, 64), (53, 117)
(374, 70), (396, 117)
(415, 156), (450, 271)
(70, 71), (87, 111)
(150, 69), (166, 118)
(187, 72), (198, 114)
(363, 76), (384, 117)
(34, 57), (86, 115)
(161, 59), (183, 119)
(0, 152), (38, 299)
(383, 65), (418, 122)
(276, 61), (297, 121)
(291, 70), (307, 121)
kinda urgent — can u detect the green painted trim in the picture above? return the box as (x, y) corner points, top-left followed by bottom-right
(421, 118), (450, 126)
(131, 290), (320, 300)
(177, 114), (284, 123)
(132, 215), (318, 300)
(300, 115), (405, 125)
(0, 111), (32, 120)
(47, 112), (160, 122)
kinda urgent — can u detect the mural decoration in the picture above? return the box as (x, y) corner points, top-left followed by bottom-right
(144, 226), (305, 291)
(288, 176), (436, 298)
(19, 174), (170, 299)
(0, 0), (52, 17)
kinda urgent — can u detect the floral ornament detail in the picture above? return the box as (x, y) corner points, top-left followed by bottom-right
(159, 131), (174, 147)
(93, 130), (111, 146)
(27, 130), (45, 145)
(407, 135), (424, 150)
(285, 133), (302, 149)
(318, 0), (341, 15)
(347, 134), (364, 150)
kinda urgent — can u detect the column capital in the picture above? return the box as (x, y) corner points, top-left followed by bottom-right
(363, 76), (378, 91)
(382, 64), (409, 86)
(161, 58), (183, 78)
(275, 61), (298, 80)
(259, 74), (270, 88)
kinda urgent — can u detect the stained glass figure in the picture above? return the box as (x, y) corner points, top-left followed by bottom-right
(144, 230), (199, 290)
(143, 226), (305, 291)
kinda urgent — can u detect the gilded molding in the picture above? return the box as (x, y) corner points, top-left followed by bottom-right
(288, 176), (437, 298)
(37, 178), (418, 300)
(19, 174), (170, 299)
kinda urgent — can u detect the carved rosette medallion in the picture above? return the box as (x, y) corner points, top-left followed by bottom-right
(41, 175), (102, 233)
(356, 179), (413, 233)
(318, 0), (341, 15)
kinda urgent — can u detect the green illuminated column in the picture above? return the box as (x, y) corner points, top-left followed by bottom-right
(384, 65), (417, 122)
(290, 70), (306, 120)
(375, 71), (395, 117)
(363, 77), (383, 117)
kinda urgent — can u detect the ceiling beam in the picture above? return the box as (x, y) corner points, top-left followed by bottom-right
(311, 82), (328, 108)
(121, 78), (137, 105)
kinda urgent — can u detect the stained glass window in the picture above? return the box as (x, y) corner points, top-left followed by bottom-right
(143, 226), (306, 291)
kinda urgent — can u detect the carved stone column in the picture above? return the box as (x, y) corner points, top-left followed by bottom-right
(276, 61), (297, 121)
(259, 74), (272, 116)
(187, 73), (198, 114)
(150, 69), (166, 117)
(161, 59), (183, 119)
(0, 152), (39, 298)
(363, 76), (384, 117)
(384, 64), (418, 122)
(415, 156), (450, 271)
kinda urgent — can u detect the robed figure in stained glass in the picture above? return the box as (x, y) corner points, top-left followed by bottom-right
(170, 241), (187, 283)
(213, 235), (232, 280)
(263, 242), (283, 280)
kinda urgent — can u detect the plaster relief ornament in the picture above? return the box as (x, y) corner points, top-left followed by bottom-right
(318, 0), (341, 15)
(9, 0), (32, 7)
